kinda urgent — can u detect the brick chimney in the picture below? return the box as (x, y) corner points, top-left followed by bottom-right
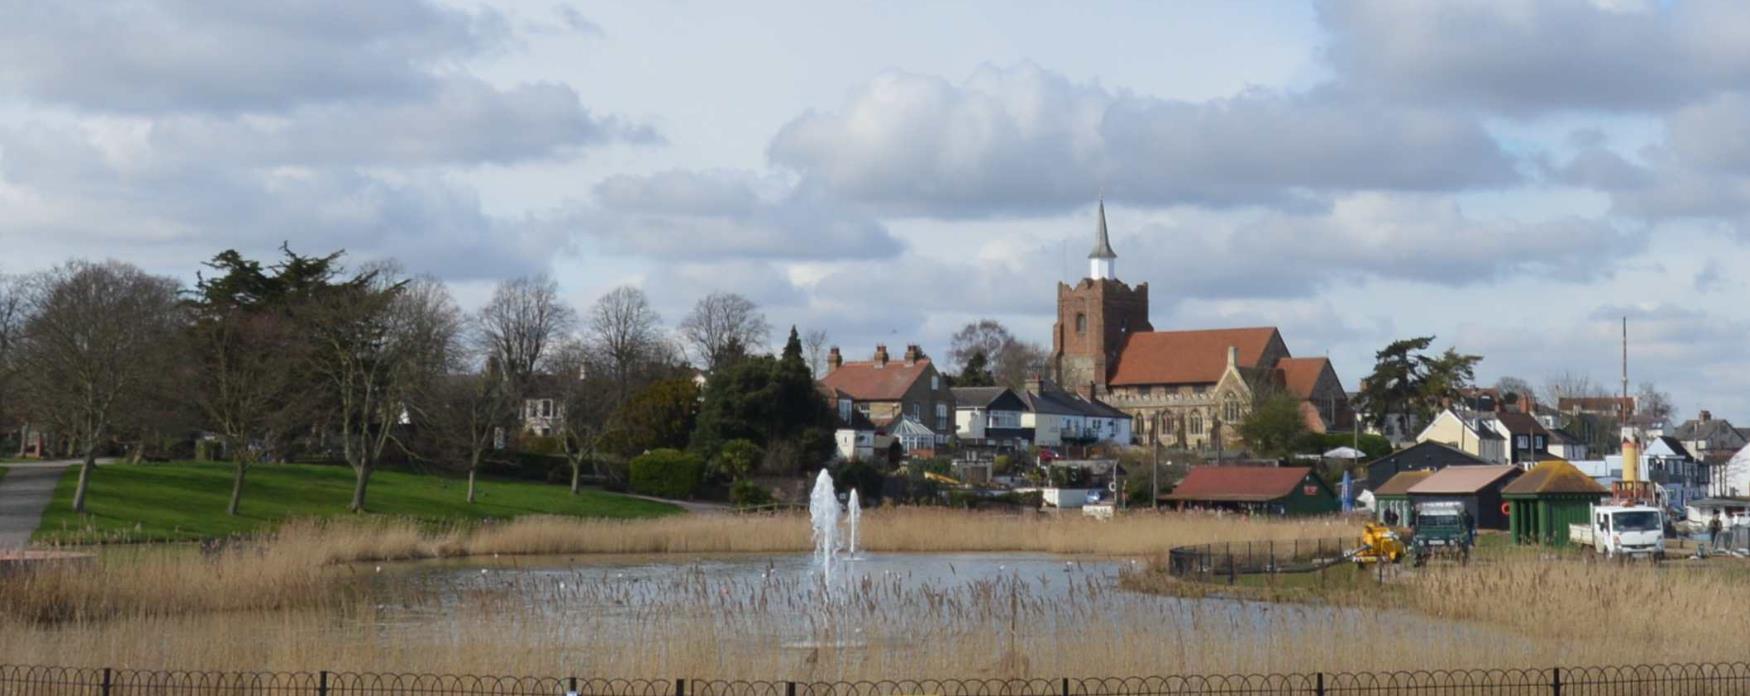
(873, 344), (889, 368)
(1701, 410), (1713, 422)
(903, 344), (921, 366)
(826, 346), (842, 373)
(1025, 373), (1044, 395)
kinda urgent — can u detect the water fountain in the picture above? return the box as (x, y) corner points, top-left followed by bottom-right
(809, 469), (840, 583)
(846, 489), (862, 558)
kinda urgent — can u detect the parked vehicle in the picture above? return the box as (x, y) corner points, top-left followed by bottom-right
(1409, 501), (1473, 566)
(1570, 504), (1665, 559)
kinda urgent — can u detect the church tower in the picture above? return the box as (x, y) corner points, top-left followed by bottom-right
(1051, 199), (1152, 396)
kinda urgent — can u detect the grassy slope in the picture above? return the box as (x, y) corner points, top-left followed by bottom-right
(35, 461), (680, 544)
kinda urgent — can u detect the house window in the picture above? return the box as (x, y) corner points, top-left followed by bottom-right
(539, 399), (554, 418)
(1075, 313), (1087, 334)
(1517, 435), (1529, 450)
(839, 398), (852, 423)
(932, 374), (939, 390)
(1189, 412), (1204, 435)
(936, 404), (948, 430)
(1222, 393), (1242, 422)
(908, 403), (920, 419)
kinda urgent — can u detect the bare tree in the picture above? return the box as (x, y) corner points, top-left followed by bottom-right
(309, 268), (461, 512)
(803, 329), (830, 378)
(418, 333), (514, 504)
(0, 274), (27, 454)
(1542, 371), (1604, 408)
(477, 274), (576, 389)
(547, 339), (613, 493)
(16, 261), (183, 513)
(588, 285), (663, 404)
(993, 341), (1049, 391)
(678, 292), (768, 372)
(949, 320), (1017, 373)
(1635, 381), (1676, 422)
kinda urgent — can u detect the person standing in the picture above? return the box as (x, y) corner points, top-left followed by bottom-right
(1709, 511), (1725, 555)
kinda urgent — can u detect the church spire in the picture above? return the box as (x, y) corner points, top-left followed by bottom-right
(1088, 197), (1116, 280)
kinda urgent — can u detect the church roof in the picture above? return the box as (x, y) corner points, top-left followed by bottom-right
(1275, 357), (1331, 400)
(1108, 327), (1281, 386)
(1089, 199), (1116, 259)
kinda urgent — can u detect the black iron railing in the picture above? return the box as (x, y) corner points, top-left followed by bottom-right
(1164, 538), (1356, 584)
(7, 663), (1750, 695)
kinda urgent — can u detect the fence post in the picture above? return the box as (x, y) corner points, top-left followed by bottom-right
(1061, 677), (1070, 696)
(319, 670), (329, 696)
(1551, 666), (1561, 696)
(676, 677), (686, 696)
(1315, 672), (1324, 696)
(101, 667), (112, 696)
(787, 681), (797, 696)
(570, 676), (579, 695)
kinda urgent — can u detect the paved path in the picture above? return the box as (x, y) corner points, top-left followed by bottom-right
(0, 460), (74, 550)
(617, 492), (732, 514)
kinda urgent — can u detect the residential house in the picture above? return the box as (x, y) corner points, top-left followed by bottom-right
(1405, 465), (1523, 530)
(1490, 411), (1553, 466)
(1638, 435), (1706, 505)
(952, 386), (1034, 451)
(1558, 396), (1636, 422)
(1416, 409), (1507, 464)
(1162, 466), (1339, 516)
(1673, 410), (1748, 462)
(1719, 441), (1750, 498)
(824, 386), (878, 463)
(1019, 376), (1132, 449)
(818, 344), (956, 454)
(1363, 440), (1488, 491)
(1545, 428), (1591, 460)
(1046, 201), (1353, 451)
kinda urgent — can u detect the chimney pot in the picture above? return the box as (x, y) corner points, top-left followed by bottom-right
(903, 344), (921, 365)
(874, 344), (889, 368)
(827, 346), (842, 373)
(1701, 410), (1712, 422)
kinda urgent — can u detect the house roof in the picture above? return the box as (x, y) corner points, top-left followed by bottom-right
(1021, 380), (1088, 416)
(1375, 470), (1435, 497)
(1558, 396), (1634, 415)
(952, 386), (1013, 410)
(1407, 465), (1521, 495)
(1502, 460), (1610, 497)
(1108, 327), (1282, 386)
(1078, 396), (1130, 420)
(819, 357), (933, 401)
(1494, 411), (1551, 436)
(1274, 357), (1330, 400)
(1164, 466), (1318, 502)
(1674, 418), (1746, 445)
(1648, 435), (1693, 460)
(1368, 440), (1489, 470)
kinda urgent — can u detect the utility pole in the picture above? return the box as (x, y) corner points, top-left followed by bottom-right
(1151, 411), (1161, 510)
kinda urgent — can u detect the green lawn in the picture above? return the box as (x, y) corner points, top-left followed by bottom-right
(34, 461), (681, 544)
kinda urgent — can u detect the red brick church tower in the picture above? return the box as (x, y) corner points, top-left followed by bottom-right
(1051, 199), (1151, 397)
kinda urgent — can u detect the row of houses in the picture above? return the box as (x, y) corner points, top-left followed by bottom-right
(816, 343), (1135, 462)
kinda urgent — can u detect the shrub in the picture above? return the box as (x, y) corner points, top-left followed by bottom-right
(714, 439), (763, 482)
(729, 479), (773, 508)
(629, 449), (706, 499)
(833, 460), (887, 503)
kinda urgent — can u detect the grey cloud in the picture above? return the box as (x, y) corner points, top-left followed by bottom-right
(146, 78), (659, 168)
(570, 170), (902, 261)
(0, 0), (506, 114)
(1318, 0), (1750, 114)
(767, 64), (1515, 217)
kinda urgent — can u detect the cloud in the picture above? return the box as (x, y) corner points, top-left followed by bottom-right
(1317, 0), (1750, 114)
(566, 170), (903, 261)
(767, 64), (1515, 217)
(0, 1), (507, 114)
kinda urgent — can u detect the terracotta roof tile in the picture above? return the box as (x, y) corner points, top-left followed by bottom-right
(1109, 327), (1281, 386)
(1407, 465), (1521, 495)
(1165, 466), (1316, 502)
(1502, 459), (1610, 496)
(820, 358), (933, 401)
(1275, 357), (1329, 399)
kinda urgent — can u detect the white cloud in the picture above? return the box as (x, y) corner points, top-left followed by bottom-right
(768, 64), (1515, 217)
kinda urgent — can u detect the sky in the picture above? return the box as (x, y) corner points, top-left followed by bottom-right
(2, 0), (1748, 422)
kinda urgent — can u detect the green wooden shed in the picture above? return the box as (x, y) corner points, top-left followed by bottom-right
(1503, 459), (1610, 546)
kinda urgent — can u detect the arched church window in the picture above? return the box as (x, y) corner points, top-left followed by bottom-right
(1223, 393), (1242, 422)
(1189, 412), (1203, 435)
(1075, 313), (1086, 334)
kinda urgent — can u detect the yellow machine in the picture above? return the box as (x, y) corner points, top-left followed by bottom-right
(1353, 521), (1406, 565)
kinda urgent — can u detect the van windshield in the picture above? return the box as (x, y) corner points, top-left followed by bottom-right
(1614, 511), (1660, 532)
(1420, 514), (1462, 528)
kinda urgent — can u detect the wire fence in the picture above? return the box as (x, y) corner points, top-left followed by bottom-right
(10, 663), (1750, 695)
(1164, 538), (1356, 584)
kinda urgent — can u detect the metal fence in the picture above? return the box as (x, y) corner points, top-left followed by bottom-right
(10, 663), (1750, 695)
(1164, 538), (1355, 584)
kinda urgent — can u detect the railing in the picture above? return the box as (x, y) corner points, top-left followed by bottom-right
(1164, 538), (1357, 584)
(7, 664), (1750, 695)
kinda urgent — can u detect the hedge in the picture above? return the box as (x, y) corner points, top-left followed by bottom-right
(630, 448), (706, 499)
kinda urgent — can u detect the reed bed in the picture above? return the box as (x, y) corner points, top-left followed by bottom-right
(7, 510), (1744, 681)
